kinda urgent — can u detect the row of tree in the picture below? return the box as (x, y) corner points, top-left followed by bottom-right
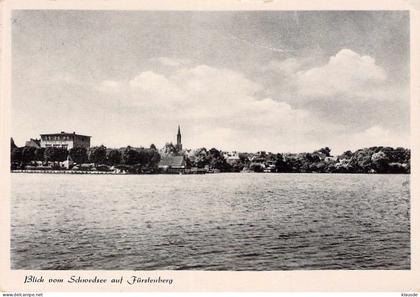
(187, 147), (233, 172)
(10, 145), (161, 170)
(185, 146), (410, 174)
(275, 146), (410, 173)
(10, 141), (410, 174)
(334, 146), (410, 174)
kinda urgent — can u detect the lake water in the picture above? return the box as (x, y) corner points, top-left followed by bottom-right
(11, 173), (410, 270)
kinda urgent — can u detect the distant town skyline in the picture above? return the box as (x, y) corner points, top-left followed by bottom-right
(12, 10), (410, 154)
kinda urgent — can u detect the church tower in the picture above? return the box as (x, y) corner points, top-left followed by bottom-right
(176, 125), (182, 151)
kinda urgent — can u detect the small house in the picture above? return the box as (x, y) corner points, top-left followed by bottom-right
(158, 156), (187, 174)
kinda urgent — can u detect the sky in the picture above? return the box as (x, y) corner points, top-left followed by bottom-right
(11, 10), (410, 154)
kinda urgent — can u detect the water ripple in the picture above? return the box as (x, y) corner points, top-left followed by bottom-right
(11, 173), (410, 270)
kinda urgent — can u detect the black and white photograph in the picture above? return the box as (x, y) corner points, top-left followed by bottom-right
(6, 8), (412, 274)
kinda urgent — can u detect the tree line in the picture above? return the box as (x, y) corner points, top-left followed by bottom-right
(10, 139), (410, 174)
(185, 146), (410, 174)
(10, 144), (161, 172)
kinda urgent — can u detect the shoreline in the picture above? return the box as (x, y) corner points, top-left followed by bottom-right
(10, 170), (410, 175)
(11, 169), (125, 175)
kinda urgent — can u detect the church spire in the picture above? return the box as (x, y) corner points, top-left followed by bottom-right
(176, 125), (182, 151)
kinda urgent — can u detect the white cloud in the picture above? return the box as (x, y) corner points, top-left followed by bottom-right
(354, 125), (409, 148)
(295, 49), (387, 99)
(129, 71), (181, 97)
(90, 55), (407, 152)
(261, 49), (396, 104)
(261, 58), (302, 76)
(155, 57), (192, 67)
(93, 64), (343, 152)
(334, 125), (409, 153)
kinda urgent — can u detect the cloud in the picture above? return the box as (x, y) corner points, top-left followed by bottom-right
(354, 125), (409, 148)
(94, 64), (343, 152)
(260, 58), (302, 76)
(334, 125), (409, 153)
(295, 49), (387, 99)
(129, 71), (183, 100)
(273, 50), (409, 153)
(89, 53), (407, 152)
(154, 57), (192, 67)
(261, 49), (395, 104)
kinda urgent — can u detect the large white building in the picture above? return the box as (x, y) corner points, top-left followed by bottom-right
(40, 132), (91, 150)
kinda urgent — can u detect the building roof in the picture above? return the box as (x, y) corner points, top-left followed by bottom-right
(158, 156), (186, 168)
(40, 131), (91, 138)
(25, 138), (41, 148)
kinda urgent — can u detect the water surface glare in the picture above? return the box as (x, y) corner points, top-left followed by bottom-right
(11, 173), (410, 270)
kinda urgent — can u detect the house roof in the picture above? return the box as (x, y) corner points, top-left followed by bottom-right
(158, 156), (186, 167)
(40, 132), (91, 138)
(25, 138), (41, 148)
